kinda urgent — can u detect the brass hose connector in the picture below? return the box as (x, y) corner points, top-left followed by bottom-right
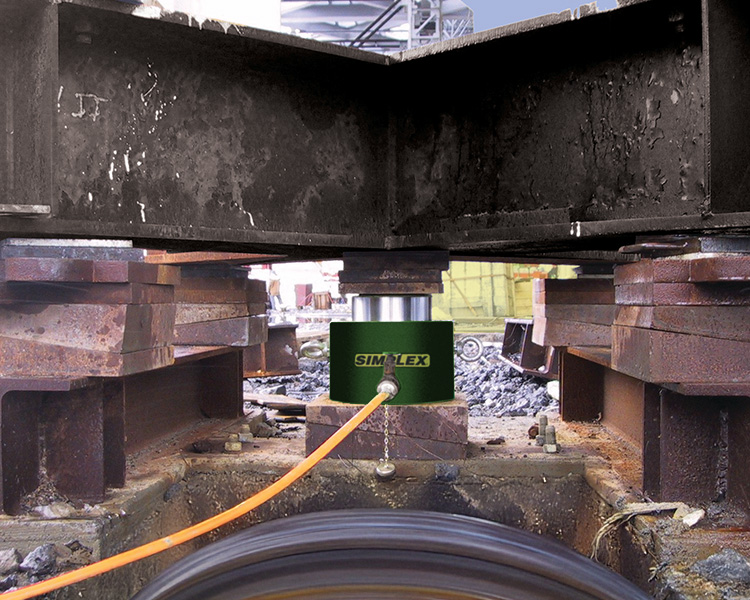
(376, 354), (400, 400)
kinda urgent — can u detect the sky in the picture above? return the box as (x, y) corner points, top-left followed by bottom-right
(141, 1), (620, 37)
(464, 0), (619, 32)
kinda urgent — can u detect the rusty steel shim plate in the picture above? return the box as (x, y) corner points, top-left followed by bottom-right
(131, 510), (650, 600)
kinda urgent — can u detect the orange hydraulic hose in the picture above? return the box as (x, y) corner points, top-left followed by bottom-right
(2, 392), (390, 600)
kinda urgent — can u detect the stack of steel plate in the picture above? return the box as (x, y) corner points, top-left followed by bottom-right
(0, 239), (177, 377)
(612, 256), (750, 384)
(173, 264), (268, 348)
(338, 251), (449, 295)
(531, 277), (615, 347)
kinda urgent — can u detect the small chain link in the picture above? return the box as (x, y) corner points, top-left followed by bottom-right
(383, 404), (390, 463)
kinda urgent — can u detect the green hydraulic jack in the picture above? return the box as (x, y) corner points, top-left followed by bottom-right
(329, 319), (456, 481)
(329, 320), (455, 406)
(302, 251), (468, 465)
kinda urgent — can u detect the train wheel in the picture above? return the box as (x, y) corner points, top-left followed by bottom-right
(132, 510), (651, 600)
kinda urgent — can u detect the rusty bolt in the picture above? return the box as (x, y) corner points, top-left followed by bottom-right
(536, 414), (548, 446)
(543, 425), (560, 454)
(538, 415), (548, 434)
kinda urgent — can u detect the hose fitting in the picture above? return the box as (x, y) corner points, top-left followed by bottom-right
(376, 354), (400, 400)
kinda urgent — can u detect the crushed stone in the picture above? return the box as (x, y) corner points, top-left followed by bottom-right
(245, 347), (558, 418)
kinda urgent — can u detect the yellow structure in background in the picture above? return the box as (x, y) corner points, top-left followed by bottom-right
(432, 261), (577, 331)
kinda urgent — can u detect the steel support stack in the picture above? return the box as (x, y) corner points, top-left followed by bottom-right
(306, 251), (469, 460)
(0, 241), (250, 515)
(548, 239), (750, 513)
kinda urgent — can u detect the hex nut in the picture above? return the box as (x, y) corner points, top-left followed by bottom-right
(224, 441), (242, 453)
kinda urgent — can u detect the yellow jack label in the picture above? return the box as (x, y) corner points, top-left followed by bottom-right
(354, 354), (430, 367)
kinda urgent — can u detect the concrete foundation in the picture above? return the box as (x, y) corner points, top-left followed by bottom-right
(0, 415), (748, 599)
(305, 394), (468, 460)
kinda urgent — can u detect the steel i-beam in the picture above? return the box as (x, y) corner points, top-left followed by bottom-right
(0, 0), (749, 260)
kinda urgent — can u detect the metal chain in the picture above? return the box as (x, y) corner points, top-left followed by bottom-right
(383, 404), (390, 463)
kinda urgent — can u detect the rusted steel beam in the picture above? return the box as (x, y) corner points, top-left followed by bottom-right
(244, 323), (301, 377)
(0, 347), (243, 514)
(615, 282), (750, 306)
(0, 0), (56, 215)
(499, 319), (558, 378)
(175, 302), (264, 325)
(0, 377), (90, 515)
(688, 256), (750, 282)
(0, 281), (174, 304)
(560, 349), (605, 422)
(144, 251), (281, 265)
(0, 257), (179, 284)
(1, 0), (749, 257)
(533, 278), (615, 305)
(43, 384), (108, 504)
(615, 305), (750, 342)
(1, 391), (42, 515)
(387, 0), (722, 250)
(0, 303), (175, 352)
(50, 0), (390, 253)
(174, 315), (267, 347)
(611, 325), (750, 383)
(641, 384), (662, 499)
(727, 399), (750, 514)
(532, 303), (616, 325)
(0, 338), (173, 377)
(532, 317), (611, 347)
(615, 255), (750, 285)
(122, 347), (243, 452)
(658, 390), (725, 506)
(704, 0), (750, 216)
